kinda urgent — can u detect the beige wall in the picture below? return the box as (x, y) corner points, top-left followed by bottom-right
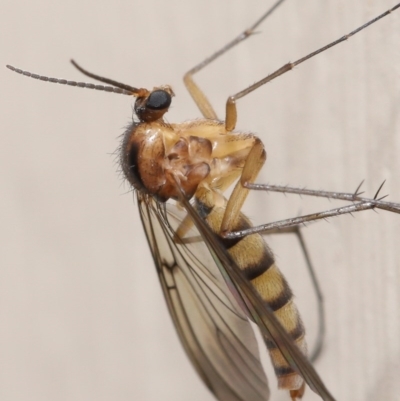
(1, 1), (399, 400)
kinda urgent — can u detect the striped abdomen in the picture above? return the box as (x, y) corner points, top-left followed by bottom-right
(195, 199), (307, 391)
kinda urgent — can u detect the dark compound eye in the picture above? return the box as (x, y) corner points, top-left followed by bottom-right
(146, 90), (171, 110)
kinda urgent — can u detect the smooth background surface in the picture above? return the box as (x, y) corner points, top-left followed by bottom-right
(1, 1), (399, 400)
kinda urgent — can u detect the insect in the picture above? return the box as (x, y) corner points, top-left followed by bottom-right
(3, 0), (400, 400)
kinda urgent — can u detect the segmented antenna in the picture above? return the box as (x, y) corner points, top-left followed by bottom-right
(70, 60), (141, 94)
(6, 64), (135, 96)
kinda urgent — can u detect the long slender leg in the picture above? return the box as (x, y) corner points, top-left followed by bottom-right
(246, 182), (400, 214)
(295, 228), (324, 363)
(223, 200), (387, 240)
(183, 0), (288, 119)
(224, 3), (400, 130)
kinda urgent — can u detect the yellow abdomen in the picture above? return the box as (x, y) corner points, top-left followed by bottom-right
(197, 198), (307, 391)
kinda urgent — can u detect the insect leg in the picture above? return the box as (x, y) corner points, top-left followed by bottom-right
(224, 3), (400, 131)
(295, 228), (324, 363)
(246, 182), (400, 214)
(224, 199), (395, 240)
(220, 137), (266, 235)
(183, 0), (288, 119)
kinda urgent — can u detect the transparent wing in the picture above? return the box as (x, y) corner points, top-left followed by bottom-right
(137, 193), (270, 401)
(176, 193), (336, 401)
